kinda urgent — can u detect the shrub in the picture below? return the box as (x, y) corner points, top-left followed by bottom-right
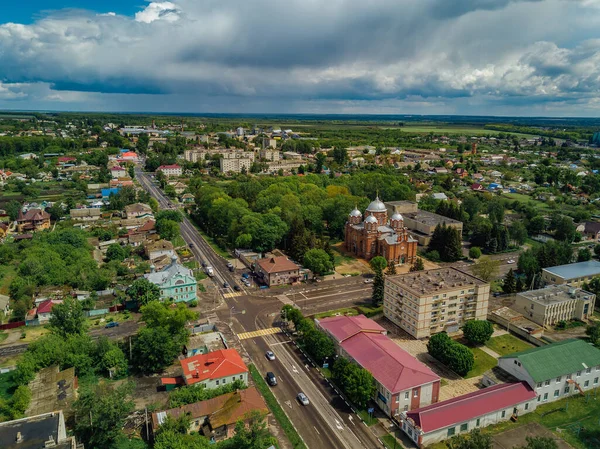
(427, 333), (474, 376)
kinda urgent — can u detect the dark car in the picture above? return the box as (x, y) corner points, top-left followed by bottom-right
(105, 321), (119, 329)
(266, 372), (277, 386)
(233, 284), (241, 292)
(223, 282), (230, 289)
(189, 243), (194, 249)
(201, 261), (207, 268)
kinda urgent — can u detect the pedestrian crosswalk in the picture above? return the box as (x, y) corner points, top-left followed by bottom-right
(223, 292), (243, 299)
(237, 327), (281, 340)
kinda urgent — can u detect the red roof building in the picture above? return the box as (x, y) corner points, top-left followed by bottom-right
(401, 382), (537, 447)
(470, 183), (484, 191)
(180, 349), (248, 387)
(316, 314), (386, 343)
(255, 256), (300, 287)
(156, 164), (183, 177)
(317, 314), (440, 418)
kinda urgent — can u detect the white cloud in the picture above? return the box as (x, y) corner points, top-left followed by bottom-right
(0, 0), (599, 114)
(134, 2), (181, 23)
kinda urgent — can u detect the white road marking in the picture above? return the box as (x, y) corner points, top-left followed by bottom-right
(313, 426), (321, 435)
(292, 365), (298, 373)
(335, 419), (344, 431)
(349, 415), (355, 426)
(269, 340), (293, 347)
(286, 400), (292, 409)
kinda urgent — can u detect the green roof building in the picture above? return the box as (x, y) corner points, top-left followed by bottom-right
(498, 339), (600, 404)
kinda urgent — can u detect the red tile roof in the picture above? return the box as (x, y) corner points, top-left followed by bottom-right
(406, 382), (536, 433)
(181, 349), (247, 386)
(157, 164), (181, 170)
(340, 332), (439, 394)
(37, 299), (62, 314)
(317, 314), (386, 343)
(256, 256), (299, 274)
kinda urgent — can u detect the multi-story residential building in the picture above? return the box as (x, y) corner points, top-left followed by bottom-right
(110, 166), (127, 178)
(266, 160), (303, 173)
(262, 138), (277, 149)
(401, 382), (537, 447)
(498, 339), (600, 404)
(219, 157), (254, 174)
(514, 285), (596, 327)
(344, 197), (418, 265)
(156, 164), (182, 177)
(179, 349), (248, 388)
(255, 256), (300, 286)
(384, 268), (490, 338)
(144, 256), (197, 302)
(316, 315), (440, 418)
(541, 261), (600, 287)
(0, 410), (81, 449)
(259, 149), (280, 161)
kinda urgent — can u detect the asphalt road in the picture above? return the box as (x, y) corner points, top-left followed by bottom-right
(136, 169), (377, 449)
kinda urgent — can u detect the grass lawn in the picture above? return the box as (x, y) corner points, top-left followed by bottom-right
(20, 326), (50, 342)
(331, 247), (355, 266)
(381, 434), (401, 449)
(0, 372), (16, 400)
(465, 347), (497, 379)
(0, 264), (17, 296)
(356, 304), (383, 317)
(0, 332), (7, 344)
(0, 354), (21, 369)
(248, 364), (307, 449)
(357, 408), (379, 426)
(470, 388), (600, 449)
(485, 334), (533, 357)
(503, 193), (551, 211)
(320, 367), (332, 379)
(313, 307), (359, 319)
(171, 235), (187, 248)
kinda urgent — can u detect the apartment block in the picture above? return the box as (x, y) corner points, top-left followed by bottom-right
(514, 285), (595, 327)
(219, 157), (254, 174)
(384, 268), (490, 338)
(259, 149), (280, 161)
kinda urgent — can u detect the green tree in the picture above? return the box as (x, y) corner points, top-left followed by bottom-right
(462, 320), (494, 345)
(509, 221), (528, 246)
(427, 332), (474, 376)
(156, 219), (180, 241)
(229, 410), (276, 449)
(387, 261), (397, 275)
(578, 248), (592, 262)
(515, 436), (558, 449)
(468, 247), (481, 259)
(5, 200), (21, 221)
(106, 243), (128, 262)
(315, 152), (326, 173)
(369, 256), (388, 272)
(281, 305), (302, 327)
(553, 216), (576, 242)
(586, 323), (600, 347)
(527, 216), (546, 235)
(446, 429), (493, 449)
(5, 385), (32, 419)
(127, 278), (161, 306)
(73, 382), (135, 449)
(409, 257), (425, 272)
(428, 224), (463, 262)
(303, 249), (333, 276)
(49, 297), (88, 338)
(48, 202), (65, 221)
(472, 256), (500, 281)
(332, 359), (376, 408)
(303, 328), (335, 364)
(503, 269), (517, 294)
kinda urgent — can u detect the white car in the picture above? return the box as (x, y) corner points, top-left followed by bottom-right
(507, 259), (515, 264)
(266, 351), (276, 361)
(364, 279), (374, 284)
(297, 392), (309, 406)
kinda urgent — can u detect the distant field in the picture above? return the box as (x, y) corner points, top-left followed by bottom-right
(397, 125), (538, 138)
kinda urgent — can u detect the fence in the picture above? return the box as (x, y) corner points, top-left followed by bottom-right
(191, 323), (217, 334)
(86, 309), (110, 317)
(0, 321), (25, 330)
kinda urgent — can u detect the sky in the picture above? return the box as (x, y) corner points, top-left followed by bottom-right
(1, 0), (600, 116)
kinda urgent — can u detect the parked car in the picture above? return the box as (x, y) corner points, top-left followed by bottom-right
(266, 351), (276, 361)
(297, 392), (309, 406)
(364, 278), (374, 284)
(266, 372), (277, 386)
(507, 259), (515, 264)
(223, 282), (230, 289)
(105, 321), (119, 329)
(189, 243), (194, 249)
(226, 262), (234, 272)
(201, 261), (207, 268)
(242, 273), (250, 279)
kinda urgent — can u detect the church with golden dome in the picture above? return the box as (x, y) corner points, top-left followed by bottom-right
(344, 197), (418, 265)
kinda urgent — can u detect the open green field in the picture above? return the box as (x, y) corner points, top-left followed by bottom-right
(485, 334), (534, 357)
(503, 193), (551, 211)
(465, 347), (497, 379)
(397, 125), (538, 138)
